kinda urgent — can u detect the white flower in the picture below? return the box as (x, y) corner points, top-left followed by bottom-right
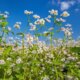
(43, 76), (50, 80)
(56, 18), (66, 22)
(59, 18), (66, 22)
(45, 18), (51, 23)
(26, 34), (34, 44)
(65, 24), (72, 27)
(61, 11), (70, 17)
(29, 23), (36, 31)
(0, 60), (5, 65)
(8, 27), (11, 31)
(49, 9), (58, 15)
(16, 57), (22, 64)
(47, 15), (51, 18)
(24, 10), (33, 15)
(3, 14), (8, 18)
(7, 57), (12, 61)
(43, 31), (48, 34)
(34, 18), (45, 25)
(33, 14), (40, 19)
(14, 22), (21, 29)
(10, 63), (15, 67)
(61, 27), (72, 36)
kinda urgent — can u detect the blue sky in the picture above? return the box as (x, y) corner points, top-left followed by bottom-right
(0, 0), (80, 39)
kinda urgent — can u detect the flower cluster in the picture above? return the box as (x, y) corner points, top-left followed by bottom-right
(0, 9), (80, 80)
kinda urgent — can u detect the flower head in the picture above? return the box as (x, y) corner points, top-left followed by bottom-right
(0, 60), (5, 65)
(34, 18), (45, 25)
(49, 9), (58, 15)
(61, 11), (70, 17)
(16, 57), (22, 64)
(26, 34), (34, 44)
(33, 14), (40, 19)
(8, 27), (11, 31)
(29, 23), (36, 31)
(24, 10), (33, 15)
(14, 22), (21, 29)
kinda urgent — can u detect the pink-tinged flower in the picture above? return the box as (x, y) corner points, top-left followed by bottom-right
(61, 27), (72, 36)
(49, 9), (58, 15)
(56, 18), (66, 22)
(34, 18), (45, 25)
(45, 18), (51, 23)
(24, 10), (33, 15)
(26, 34), (34, 44)
(0, 60), (5, 65)
(29, 23), (36, 31)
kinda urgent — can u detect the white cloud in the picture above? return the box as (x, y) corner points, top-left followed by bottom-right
(60, 1), (76, 11)
(61, 2), (70, 11)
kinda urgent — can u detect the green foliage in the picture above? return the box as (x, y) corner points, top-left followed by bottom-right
(0, 21), (8, 27)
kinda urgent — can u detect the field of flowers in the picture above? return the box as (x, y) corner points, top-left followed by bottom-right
(0, 10), (80, 80)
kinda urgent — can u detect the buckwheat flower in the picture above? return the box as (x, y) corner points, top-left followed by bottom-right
(16, 57), (22, 64)
(43, 76), (50, 80)
(33, 14), (40, 19)
(10, 63), (15, 67)
(47, 15), (51, 18)
(7, 57), (12, 61)
(37, 48), (43, 54)
(56, 18), (66, 22)
(34, 18), (45, 25)
(65, 24), (72, 27)
(3, 14), (8, 18)
(24, 10), (33, 15)
(43, 31), (48, 34)
(0, 60), (5, 65)
(61, 27), (66, 31)
(66, 75), (73, 80)
(49, 9), (58, 15)
(48, 27), (54, 31)
(61, 11), (70, 17)
(29, 23), (36, 31)
(61, 27), (72, 36)
(8, 27), (11, 31)
(31, 50), (37, 54)
(14, 22), (21, 29)
(26, 34), (34, 44)
(45, 18), (51, 23)
(59, 18), (66, 22)
(14, 24), (20, 29)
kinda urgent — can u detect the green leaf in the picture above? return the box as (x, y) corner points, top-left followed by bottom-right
(3, 46), (12, 57)
(0, 21), (8, 27)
